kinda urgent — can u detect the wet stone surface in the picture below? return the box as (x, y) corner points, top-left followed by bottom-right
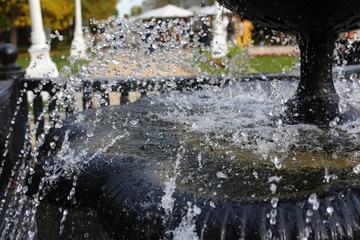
(30, 81), (360, 239)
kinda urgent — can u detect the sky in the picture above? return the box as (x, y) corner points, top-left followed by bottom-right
(116, 0), (144, 17)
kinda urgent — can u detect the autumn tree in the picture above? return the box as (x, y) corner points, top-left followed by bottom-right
(0, 0), (74, 46)
(82, 0), (118, 21)
(155, 0), (181, 8)
(0, 0), (30, 46)
(41, 0), (74, 32)
(0, 0), (118, 46)
(130, 5), (142, 16)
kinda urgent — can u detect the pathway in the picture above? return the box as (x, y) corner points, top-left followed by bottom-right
(88, 49), (200, 78)
(88, 46), (300, 78)
(248, 45), (300, 56)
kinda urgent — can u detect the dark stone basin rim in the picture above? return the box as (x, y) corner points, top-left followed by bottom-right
(25, 70), (360, 239)
(27, 152), (360, 239)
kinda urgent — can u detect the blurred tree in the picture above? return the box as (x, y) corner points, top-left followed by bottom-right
(41, 0), (74, 31)
(130, 5), (143, 16)
(0, 0), (30, 46)
(0, 0), (118, 46)
(0, 0), (73, 46)
(82, 0), (118, 21)
(156, 0), (180, 8)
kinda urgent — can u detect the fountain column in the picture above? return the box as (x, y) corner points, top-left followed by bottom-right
(284, 33), (360, 125)
(27, 0), (59, 78)
(211, 1), (228, 58)
(297, 34), (336, 96)
(70, 0), (87, 59)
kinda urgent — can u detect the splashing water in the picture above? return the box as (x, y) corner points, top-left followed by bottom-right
(172, 202), (201, 240)
(162, 146), (185, 216)
(2, 14), (360, 240)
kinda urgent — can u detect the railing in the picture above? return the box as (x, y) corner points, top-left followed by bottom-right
(22, 72), (300, 141)
(22, 76), (229, 138)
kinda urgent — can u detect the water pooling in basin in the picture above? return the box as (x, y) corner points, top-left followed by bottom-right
(26, 77), (360, 239)
(155, 80), (360, 198)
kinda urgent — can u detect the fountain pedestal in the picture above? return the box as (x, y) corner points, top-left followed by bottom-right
(218, 0), (360, 125)
(285, 33), (360, 125)
(70, 0), (87, 60)
(27, 0), (58, 78)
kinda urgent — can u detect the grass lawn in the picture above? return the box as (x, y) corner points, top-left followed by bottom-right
(195, 46), (300, 75)
(16, 49), (86, 73)
(248, 55), (299, 73)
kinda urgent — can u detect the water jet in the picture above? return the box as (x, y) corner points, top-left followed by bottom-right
(1, 1), (360, 239)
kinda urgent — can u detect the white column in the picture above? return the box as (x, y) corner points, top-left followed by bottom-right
(70, 0), (87, 59)
(211, 1), (228, 58)
(27, 0), (59, 78)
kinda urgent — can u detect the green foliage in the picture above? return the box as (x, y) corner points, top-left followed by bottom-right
(0, 0), (74, 30)
(248, 55), (299, 73)
(0, 0), (118, 31)
(130, 5), (143, 16)
(0, 0), (30, 28)
(41, 0), (74, 30)
(16, 50), (88, 74)
(82, 0), (118, 21)
(1, 0), (118, 45)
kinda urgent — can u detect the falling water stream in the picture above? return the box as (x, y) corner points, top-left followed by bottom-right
(1, 14), (360, 240)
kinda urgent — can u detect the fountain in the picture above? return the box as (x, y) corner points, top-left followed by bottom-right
(1, 1), (360, 240)
(28, 79), (360, 239)
(219, 0), (360, 125)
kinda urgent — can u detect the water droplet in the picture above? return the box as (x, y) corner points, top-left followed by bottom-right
(350, 73), (358, 81)
(326, 207), (334, 215)
(353, 164), (360, 174)
(216, 171), (228, 179)
(197, 152), (202, 169)
(268, 176), (282, 183)
(308, 193), (319, 210)
(270, 183), (277, 194)
(270, 154), (282, 169)
(270, 209), (277, 225)
(271, 197), (279, 208)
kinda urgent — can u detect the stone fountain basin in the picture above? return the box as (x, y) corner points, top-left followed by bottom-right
(220, 0), (360, 34)
(28, 80), (360, 239)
